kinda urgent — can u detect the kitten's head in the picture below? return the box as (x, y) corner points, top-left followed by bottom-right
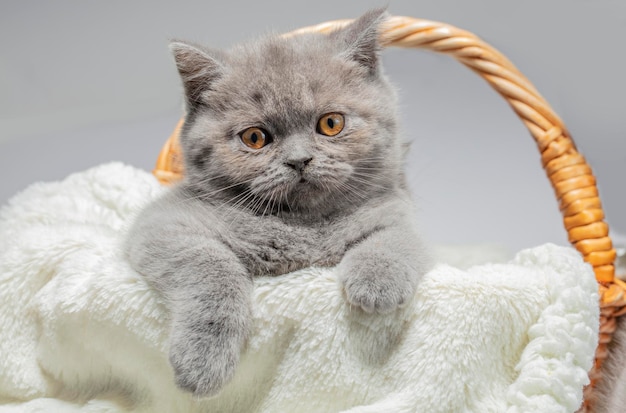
(171, 8), (405, 216)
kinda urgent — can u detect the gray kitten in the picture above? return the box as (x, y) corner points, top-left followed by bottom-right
(125, 8), (432, 397)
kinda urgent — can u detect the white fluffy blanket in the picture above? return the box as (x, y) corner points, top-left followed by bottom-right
(0, 163), (599, 413)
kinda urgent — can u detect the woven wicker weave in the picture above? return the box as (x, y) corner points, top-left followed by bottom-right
(153, 16), (625, 412)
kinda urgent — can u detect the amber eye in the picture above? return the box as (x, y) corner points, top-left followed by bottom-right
(317, 113), (345, 136)
(240, 127), (271, 149)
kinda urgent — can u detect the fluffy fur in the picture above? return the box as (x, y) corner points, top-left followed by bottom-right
(0, 162), (599, 412)
(125, 8), (432, 397)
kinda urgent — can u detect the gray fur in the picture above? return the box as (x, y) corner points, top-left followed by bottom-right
(125, 8), (432, 397)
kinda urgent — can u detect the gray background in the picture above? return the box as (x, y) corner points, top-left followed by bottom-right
(1, 0), (624, 254)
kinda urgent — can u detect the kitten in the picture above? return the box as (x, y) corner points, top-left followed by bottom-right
(125, 8), (432, 397)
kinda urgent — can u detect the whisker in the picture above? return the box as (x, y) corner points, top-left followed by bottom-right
(172, 176), (257, 206)
(348, 176), (391, 192)
(218, 194), (252, 222)
(261, 188), (276, 218)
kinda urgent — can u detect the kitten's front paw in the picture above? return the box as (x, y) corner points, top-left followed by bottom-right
(339, 254), (421, 314)
(169, 323), (244, 398)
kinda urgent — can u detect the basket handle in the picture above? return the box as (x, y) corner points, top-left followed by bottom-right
(155, 15), (616, 285)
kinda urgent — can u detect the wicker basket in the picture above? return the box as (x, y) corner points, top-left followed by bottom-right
(153, 15), (625, 412)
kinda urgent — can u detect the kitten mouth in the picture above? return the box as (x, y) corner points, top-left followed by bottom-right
(288, 176), (317, 195)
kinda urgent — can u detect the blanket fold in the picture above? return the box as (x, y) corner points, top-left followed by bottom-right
(0, 163), (599, 413)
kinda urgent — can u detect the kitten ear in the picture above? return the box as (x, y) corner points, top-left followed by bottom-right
(169, 40), (225, 107)
(332, 8), (388, 75)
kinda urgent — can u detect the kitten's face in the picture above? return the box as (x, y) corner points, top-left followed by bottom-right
(175, 10), (403, 216)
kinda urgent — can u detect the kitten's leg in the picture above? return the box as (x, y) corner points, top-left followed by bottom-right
(165, 241), (252, 397)
(338, 222), (432, 314)
(125, 199), (251, 397)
